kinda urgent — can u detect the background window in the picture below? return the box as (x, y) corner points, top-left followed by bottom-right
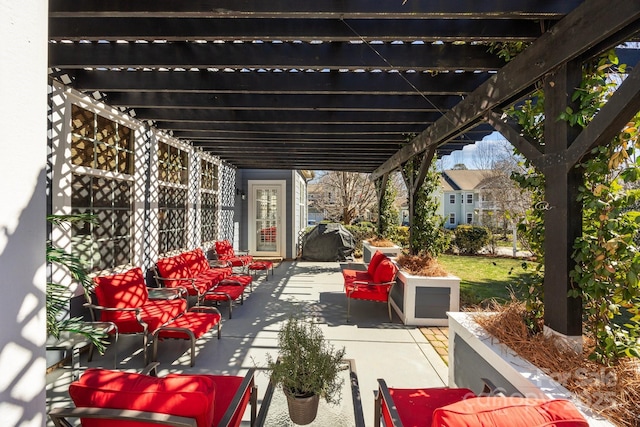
(466, 194), (473, 204)
(69, 105), (134, 271)
(466, 213), (473, 224)
(449, 213), (456, 224)
(449, 194), (456, 204)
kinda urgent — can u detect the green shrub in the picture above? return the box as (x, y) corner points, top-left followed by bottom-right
(344, 224), (377, 257)
(453, 225), (490, 255)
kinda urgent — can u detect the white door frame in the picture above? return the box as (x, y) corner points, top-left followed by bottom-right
(248, 180), (286, 257)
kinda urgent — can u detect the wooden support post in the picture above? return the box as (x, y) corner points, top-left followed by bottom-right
(400, 146), (436, 255)
(375, 174), (389, 236)
(542, 61), (583, 337)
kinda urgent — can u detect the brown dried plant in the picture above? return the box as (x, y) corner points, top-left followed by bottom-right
(473, 302), (640, 427)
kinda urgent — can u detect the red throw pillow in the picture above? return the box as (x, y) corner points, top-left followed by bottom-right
(431, 397), (589, 427)
(93, 267), (148, 309)
(367, 250), (386, 277)
(69, 368), (216, 427)
(373, 258), (398, 284)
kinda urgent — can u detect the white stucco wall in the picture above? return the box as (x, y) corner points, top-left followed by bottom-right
(0, 0), (48, 425)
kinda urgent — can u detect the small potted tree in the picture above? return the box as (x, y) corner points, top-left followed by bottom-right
(266, 317), (346, 425)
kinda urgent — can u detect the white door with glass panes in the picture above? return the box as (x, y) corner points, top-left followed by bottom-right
(249, 181), (285, 257)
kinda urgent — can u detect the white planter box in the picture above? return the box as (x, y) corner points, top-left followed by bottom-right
(447, 312), (614, 426)
(390, 270), (460, 326)
(362, 241), (402, 263)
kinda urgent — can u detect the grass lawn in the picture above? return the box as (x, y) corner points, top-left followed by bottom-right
(438, 254), (539, 306)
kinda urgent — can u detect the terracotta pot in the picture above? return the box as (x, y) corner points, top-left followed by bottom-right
(285, 390), (320, 425)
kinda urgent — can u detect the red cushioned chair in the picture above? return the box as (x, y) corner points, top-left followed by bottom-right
(49, 364), (257, 427)
(375, 378), (589, 427)
(343, 250), (398, 322)
(155, 250), (252, 314)
(213, 240), (253, 271)
(88, 268), (187, 363)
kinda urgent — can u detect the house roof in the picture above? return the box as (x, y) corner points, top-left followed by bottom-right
(48, 1), (639, 172)
(441, 169), (492, 191)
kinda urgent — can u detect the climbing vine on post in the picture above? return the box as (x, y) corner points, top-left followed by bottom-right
(505, 47), (640, 363)
(377, 177), (398, 240)
(565, 53), (640, 364)
(402, 155), (450, 257)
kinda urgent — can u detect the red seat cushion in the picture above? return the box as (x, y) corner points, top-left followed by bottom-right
(367, 250), (387, 276)
(93, 267), (149, 309)
(105, 298), (187, 334)
(203, 283), (245, 302)
(383, 387), (475, 427)
(345, 282), (391, 302)
(69, 368), (216, 427)
(157, 312), (221, 340)
(432, 397), (589, 427)
(223, 274), (253, 288)
(373, 258), (398, 284)
(342, 269), (374, 285)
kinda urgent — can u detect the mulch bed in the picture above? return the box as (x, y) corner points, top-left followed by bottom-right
(473, 303), (640, 427)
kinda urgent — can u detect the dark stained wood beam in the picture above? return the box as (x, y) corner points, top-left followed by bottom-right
(49, 42), (505, 71)
(105, 92), (465, 111)
(70, 70), (493, 95)
(542, 61), (584, 337)
(49, 0), (585, 19)
(371, 0), (640, 180)
(131, 108), (444, 123)
(50, 18), (544, 42)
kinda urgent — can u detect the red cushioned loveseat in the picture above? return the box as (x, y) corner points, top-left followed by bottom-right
(155, 248), (252, 318)
(88, 267), (187, 362)
(49, 364), (257, 427)
(342, 250), (398, 322)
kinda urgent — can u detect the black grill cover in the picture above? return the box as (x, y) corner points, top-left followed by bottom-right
(301, 223), (355, 261)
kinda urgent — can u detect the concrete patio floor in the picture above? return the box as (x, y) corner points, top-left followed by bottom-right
(46, 260), (449, 426)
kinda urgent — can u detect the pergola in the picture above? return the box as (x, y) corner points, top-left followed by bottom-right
(48, 0), (640, 338)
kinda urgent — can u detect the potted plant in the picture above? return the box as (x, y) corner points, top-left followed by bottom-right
(266, 317), (346, 425)
(389, 156), (459, 326)
(362, 236), (402, 263)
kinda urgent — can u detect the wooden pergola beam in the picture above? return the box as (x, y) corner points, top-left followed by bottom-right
(371, 0), (640, 180)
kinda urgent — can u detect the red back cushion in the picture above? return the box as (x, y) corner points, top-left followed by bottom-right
(215, 240), (233, 257)
(69, 368), (216, 427)
(367, 250), (386, 276)
(182, 249), (210, 275)
(157, 255), (192, 281)
(373, 258), (398, 284)
(432, 397), (589, 427)
(93, 267), (148, 309)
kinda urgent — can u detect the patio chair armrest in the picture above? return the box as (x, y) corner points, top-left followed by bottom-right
(140, 362), (160, 376)
(147, 287), (187, 300)
(209, 259), (231, 268)
(83, 303), (141, 314)
(217, 368), (257, 427)
(375, 379), (401, 427)
(48, 407), (197, 427)
(188, 306), (222, 317)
